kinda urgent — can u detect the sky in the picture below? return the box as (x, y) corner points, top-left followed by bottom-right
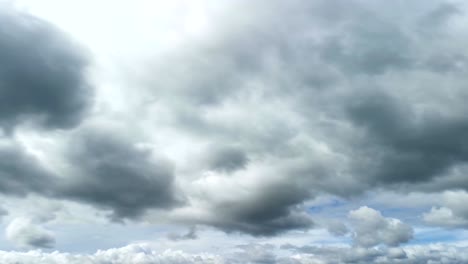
(1, 0), (468, 263)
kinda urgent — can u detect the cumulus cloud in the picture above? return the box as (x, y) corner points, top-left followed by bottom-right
(0, 141), (57, 197)
(348, 206), (413, 247)
(0, 125), (181, 222)
(122, 0), (468, 235)
(199, 182), (315, 236)
(423, 190), (468, 227)
(0, 7), (92, 131)
(5, 217), (55, 249)
(56, 126), (182, 220)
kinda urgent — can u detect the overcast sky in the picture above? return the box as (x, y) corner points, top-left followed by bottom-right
(1, 0), (468, 263)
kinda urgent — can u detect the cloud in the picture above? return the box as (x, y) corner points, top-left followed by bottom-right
(0, 141), (56, 197)
(201, 179), (315, 236)
(324, 220), (348, 236)
(0, 124), (182, 222)
(167, 226), (198, 241)
(0, 206), (8, 221)
(0, 7), (92, 131)
(0, 0), (468, 239)
(56, 125), (182, 220)
(285, 243), (468, 264)
(423, 190), (468, 227)
(105, 0), (468, 235)
(0, 242), (468, 264)
(5, 217), (55, 249)
(232, 243), (277, 264)
(206, 145), (249, 173)
(348, 206), (413, 247)
(0, 243), (223, 264)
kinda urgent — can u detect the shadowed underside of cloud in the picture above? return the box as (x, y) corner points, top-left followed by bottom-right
(56, 127), (182, 220)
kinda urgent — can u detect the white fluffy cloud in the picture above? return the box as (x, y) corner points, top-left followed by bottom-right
(348, 206), (413, 247)
(0, 243), (468, 264)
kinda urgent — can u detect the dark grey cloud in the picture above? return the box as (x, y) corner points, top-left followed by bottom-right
(0, 8), (92, 131)
(206, 146), (249, 173)
(346, 89), (468, 187)
(206, 180), (314, 236)
(0, 122), (182, 222)
(0, 131), (181, 222)
(57, 127), (182, 220)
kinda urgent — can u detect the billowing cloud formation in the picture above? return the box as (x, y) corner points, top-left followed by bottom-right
(0, 8), (92, 131)
(6, 217), (55, 249)
(348, 206), (413, 247)
(56, 126), (182, 220)
(1, 0), (468, 246)
(133, 0), (468, 235)
(0, 125), (181, 221)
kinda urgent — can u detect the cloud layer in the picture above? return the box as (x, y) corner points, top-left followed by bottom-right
(0, 242), (468, 264)
(1, 0), (468, 260)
